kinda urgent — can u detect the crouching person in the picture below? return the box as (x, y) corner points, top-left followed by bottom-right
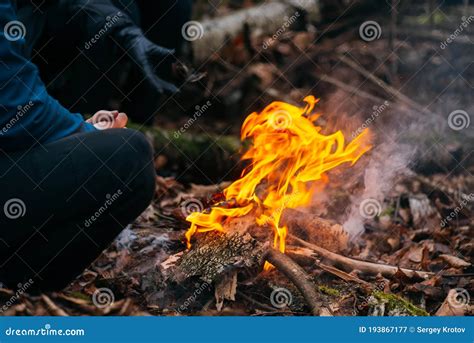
(0, 0), (155, 290)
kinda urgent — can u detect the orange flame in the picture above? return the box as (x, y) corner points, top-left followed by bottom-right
(185, 96), (371, 266)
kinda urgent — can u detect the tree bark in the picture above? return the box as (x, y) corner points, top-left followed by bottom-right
(192, 0), (321, 62)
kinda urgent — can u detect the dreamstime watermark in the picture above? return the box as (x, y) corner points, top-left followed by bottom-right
(262, 12), (300, 49)
(0, 279), (34, 313)
(440, 193), (474, 228)
(359, 21), (382, 42)
(447, 288), (470, 308)
(440, 16), (474, 49)
(173, 101), (212, 138)
(181, 21), (204, 41)
(355, 281), (386, 313)
(90, 110), (115, 130)
(268, 109), (293, 130)
(3, 198), (26, 220)
(0, 101), (34, 135)
(4, 20), (26, 41)
(92, 288), (115, 309)
(270, 287), (293, 309)
(180, 198), (204, 218)
(359, 198), (382, 219)
(351, 101), (390, 139)
(447, 110), (470, 131)
(176, 282), (211, 313)
(5, 324), (85, 337)
(84, 12), (123, 50)
(84, 190), (122, 227)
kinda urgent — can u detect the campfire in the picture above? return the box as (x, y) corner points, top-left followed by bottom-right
(185, 96), (372, 268)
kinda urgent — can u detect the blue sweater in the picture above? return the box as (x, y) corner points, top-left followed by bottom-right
(0, 0), (95, 151)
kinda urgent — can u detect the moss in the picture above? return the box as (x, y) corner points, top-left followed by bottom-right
(380, 206), (395, 217)
(67, 291), (91, 301)
(403, 11), (445, 26)
(317, 285), (340, 297)
(416, 11), (445, 25)
(372, 291), (429, 316)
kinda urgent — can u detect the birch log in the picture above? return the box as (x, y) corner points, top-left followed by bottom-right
(192, 0), (321, 62)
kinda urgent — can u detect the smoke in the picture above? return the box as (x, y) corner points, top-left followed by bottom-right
(315, 94), (420, 237)
(342, 139), (414, 237)
(338, 102), (459, 237)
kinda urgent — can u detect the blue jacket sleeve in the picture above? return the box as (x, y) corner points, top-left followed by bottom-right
(0, 0), (96, 152)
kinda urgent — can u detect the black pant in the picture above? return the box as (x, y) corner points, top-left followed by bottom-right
(0, 129), (155, 290)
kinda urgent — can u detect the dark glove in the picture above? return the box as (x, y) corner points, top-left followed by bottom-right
(64, 0), (179, 94)
(116, 27), (178, 94)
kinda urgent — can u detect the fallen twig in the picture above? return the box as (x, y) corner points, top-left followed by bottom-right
(317, 263), (371, 287)
(264, 249), (319, 315)
(337, 54), (434, 116)
(237, 291), (278, 312)
(289, 234), (434, 279)
(398, 28), (474, 45)
(317, 74), (389, 104)
(287, 247), (371, 287)
(41, 294), (69, 316)
(56, 293), (99, 314)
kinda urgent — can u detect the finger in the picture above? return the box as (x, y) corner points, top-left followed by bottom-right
(113, 112), (128, 129)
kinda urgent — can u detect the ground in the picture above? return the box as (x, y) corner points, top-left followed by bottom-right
(1, 0), (472, 316)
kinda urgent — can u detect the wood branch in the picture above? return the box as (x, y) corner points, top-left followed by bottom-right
(174, 226), (321, 314)
(398, 28), (474, 45)
(337, 54), (434, 116)
(317, 74), (389, 104)
(41, 294), (69, 316)
(264, 248), (320, 316)
(56, 294), (100, 314)
(317, 263), (371, 287)
(289, 234), (434, 279)
(192, 0), (321, 62)
(288, 247), (371, 286)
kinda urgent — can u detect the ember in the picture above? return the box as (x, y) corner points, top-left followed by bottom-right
(185, 96), (371, 267)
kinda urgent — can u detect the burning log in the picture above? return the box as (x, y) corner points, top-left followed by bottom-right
(172, 96), (371, 314)
(173, 229), (264, 283)
(184, 96), (371, 256)
(281, 209), (348, 253)
(172, 227), (321, 315)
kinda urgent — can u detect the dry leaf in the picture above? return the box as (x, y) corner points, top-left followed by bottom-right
(439, 254), (471, 268)
(435, 289), (469, 316)
(215, 272), (238, 311)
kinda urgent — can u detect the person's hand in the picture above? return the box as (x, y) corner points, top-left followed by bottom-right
(119, 28), (179, 94)
(87, 110), (128, 130)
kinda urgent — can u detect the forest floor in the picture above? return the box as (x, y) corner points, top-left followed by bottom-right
(1, 1), (472, 316)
